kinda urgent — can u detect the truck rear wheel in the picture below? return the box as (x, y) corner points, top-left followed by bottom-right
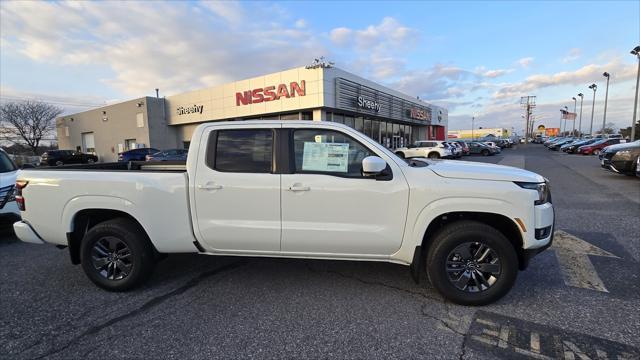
(425, 220), (518, 306)
(80, 218), (156, 291)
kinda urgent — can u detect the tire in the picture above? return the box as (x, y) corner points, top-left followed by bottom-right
(87, 158), (95, 164)
(425, 220), (518, 306)
(481, 149), (489, 156)
(428, 152), (440, 159)
(395, 152), (405, 159)
(593, 149), (600, 156)
(80, 218), (156, 291)
(55, 161), (64, 166)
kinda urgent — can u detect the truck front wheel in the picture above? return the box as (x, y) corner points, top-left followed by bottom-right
(80, 218), (156, 291)
(425, 221), (518, 306)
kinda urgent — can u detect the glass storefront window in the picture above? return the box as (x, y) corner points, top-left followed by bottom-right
(355, 117), (364, 133)
(364, 119), (372, 138)
(280, 113), (300, 120)
(372, 120), (380, 142)
(301, 111), (313, 120)
(344, 116), (354, 129)
(333, 114), (344, 124)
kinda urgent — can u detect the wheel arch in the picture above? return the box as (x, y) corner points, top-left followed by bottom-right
(413, 211), (525, 274)
(67, 208), (153, 265)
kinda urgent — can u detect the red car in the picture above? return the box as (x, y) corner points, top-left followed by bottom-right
(577, 138), (623, 155)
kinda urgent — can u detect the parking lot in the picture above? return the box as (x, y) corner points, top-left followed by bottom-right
(1, 144), (638, 359)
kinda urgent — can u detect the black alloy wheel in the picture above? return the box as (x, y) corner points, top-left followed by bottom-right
(91, 236), (133, 280)
(481, 149), (489, 156)
(428, 152), (440, 159)
(445, 242), (501, 292)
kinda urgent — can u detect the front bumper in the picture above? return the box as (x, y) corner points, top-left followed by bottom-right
(521, 202), (555, 269)
(13, 221), (45, 244)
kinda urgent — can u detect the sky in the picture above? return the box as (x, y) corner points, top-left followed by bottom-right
(0, 0), (638, 135)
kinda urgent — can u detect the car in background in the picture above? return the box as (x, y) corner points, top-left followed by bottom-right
(145, 149), (189, 161)
(599, 140), (640, 175)
(548, 138), (575, 151)
(562, 139), (597, 154)
(0, 148), (20, 226)
(450, 140), (470, 156)
(118, 148), (159, 162)
(468, 142), (496, 156)
(40, 150), (98, 166)
(577, 138), (624, 155)
(446, 142), (463, 158)
(496, 139), (512, 148)
(482, 142), (502, 153)
(394, 140), (454, 159)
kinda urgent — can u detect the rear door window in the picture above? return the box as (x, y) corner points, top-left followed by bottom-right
(208, 129), (273, 173)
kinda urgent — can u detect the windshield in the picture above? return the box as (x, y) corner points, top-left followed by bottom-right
(0, 151), (18, 173)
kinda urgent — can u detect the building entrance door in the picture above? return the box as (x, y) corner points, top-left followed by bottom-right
(392, 135), (401, 149)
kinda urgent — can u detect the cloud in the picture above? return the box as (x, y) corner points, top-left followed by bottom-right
(0, 1), (323, 97)
(517, 57), (534, 68)
(562, 48), (582, 63)
(478, 68), (513, 78)
(493, 58), (636, 99)
(328, 17), (419, 80)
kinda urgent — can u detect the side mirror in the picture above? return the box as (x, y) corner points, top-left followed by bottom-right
(362, 156), (387, 175)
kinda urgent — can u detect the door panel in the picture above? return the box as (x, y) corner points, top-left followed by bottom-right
(194, 126), (281, 252)
(281, 127), (409, 256)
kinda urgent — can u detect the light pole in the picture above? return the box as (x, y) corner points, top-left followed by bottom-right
(562, 106), (568, 135)
(602, 72), (610, 135)
(572, 97), (577, 136)
(472, 116), (475, 141)
(577, 93), (584, 138)
(559, 108), (564, 136)
(631, 45), (640, 141)
(588, 83), (597, 136)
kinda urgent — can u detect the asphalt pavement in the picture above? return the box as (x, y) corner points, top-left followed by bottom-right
(1, 144), (639, 359)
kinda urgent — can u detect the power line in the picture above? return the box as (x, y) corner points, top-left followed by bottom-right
(0, 95), (106, 108)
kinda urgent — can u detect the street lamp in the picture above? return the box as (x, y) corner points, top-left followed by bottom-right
(588, 83), (597, 136)
(472, 116), (475, 141)
(572, 97), (577, 136)
(577, 93), (584, 138)
(631, 45), (640, 141)
(602, 72), (610, 135)
(559, 108), (564, 136)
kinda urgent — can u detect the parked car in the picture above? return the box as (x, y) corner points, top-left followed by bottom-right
(146, 149), (188, 161)
(548, 138), (575, 151)
(599, 140), (640, 175)
(450, 140), (470, 156)
(0, 148), (20, 226)
(445, 142), (462, 158)
(468, 142), (496, 156)
(118, 148), (159, 162)
(577, 138), (624, 155)
(40, 150), (98, 166)
(13, 120), (554, 306)
(562, 139), (597, 154)
(395, 140), (454, 159)
(482, 142), (502, 153)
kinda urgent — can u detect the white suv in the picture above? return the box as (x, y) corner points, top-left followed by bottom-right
(0, 149), (20, 226)
(395, 140), (454, 159)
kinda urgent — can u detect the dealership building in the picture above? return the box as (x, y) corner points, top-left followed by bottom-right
(57, 66), (448, 162)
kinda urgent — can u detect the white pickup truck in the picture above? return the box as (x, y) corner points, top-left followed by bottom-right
(13, 121), (554, 305)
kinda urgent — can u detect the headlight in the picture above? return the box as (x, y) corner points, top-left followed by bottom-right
(514, 181), (551, 205)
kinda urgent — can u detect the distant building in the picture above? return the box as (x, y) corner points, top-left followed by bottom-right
(56, 66), (448, 162)
(447, 128), (511, 140)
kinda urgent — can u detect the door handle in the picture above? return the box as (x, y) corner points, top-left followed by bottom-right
(288, 185), (310, 192)
(197, 183), (223, 190)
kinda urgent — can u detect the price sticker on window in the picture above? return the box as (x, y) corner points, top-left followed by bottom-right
(302, 142), (349, 173)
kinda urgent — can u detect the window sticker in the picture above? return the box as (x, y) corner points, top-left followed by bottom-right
(302, 142), (349, 173)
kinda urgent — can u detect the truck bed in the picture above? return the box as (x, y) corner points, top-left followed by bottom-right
(30, 161), (187, 172)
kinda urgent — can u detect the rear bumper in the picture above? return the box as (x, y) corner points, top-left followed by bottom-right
(13, 221), (45, 244)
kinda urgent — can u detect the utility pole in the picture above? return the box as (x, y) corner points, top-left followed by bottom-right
(631, 46), (640, 141)
(588, 84), (597, 136)
(520, 96), (536, 144)
(577, 93), (584, 138)
(602, 72), (610, 134)
(572, 97), (577, 136)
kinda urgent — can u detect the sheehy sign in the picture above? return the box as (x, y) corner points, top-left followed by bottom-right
(236, 81), (306, 106)
(177, 104), (203, 115)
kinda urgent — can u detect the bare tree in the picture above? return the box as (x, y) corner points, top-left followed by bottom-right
(0, 101), (63, 154)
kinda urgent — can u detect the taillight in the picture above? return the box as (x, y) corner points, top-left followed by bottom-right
(15, 180), (28, 211)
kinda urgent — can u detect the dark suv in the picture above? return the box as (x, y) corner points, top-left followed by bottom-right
(118, 148), (159, 162)
(600, 140), (640, 175)
(40, 150), (98, 166)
